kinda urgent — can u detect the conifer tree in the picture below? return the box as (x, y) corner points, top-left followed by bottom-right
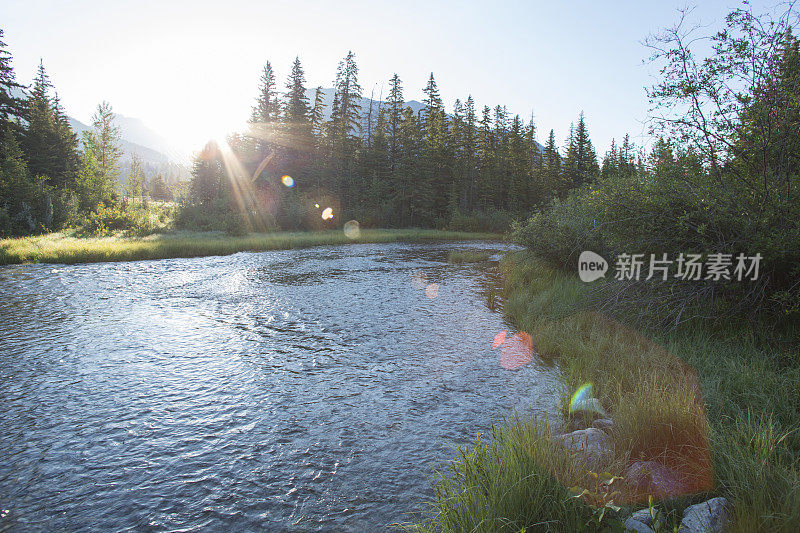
(0, 29), (24, 133)
(284, 57), (309, 124)
(251, 61), (278, 124)
(78, 101), (122, 208)
(387, 74), (404, 170)
(542, 128), (562, 197)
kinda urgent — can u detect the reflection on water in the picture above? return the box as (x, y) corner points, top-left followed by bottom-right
(0, 241), (560, 531)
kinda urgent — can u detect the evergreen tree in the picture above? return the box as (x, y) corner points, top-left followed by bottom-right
(562, 112), (599, 188)
(251, 61), (279, 124)
(0, 29), (24, 132)
(78, 101), (122, 208)
(149, 172), (172, 201)
(284, 57), (309, 124)
(542, 129), (562, 197)
(330, 51), (362, 140)
(0, 127), (52, 235)
(387, 74), (404, 170)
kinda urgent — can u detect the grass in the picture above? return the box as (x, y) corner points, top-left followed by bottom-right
(0, 229), (500, 265)
(408, 251), (800, 532)
(446, 249), (494, 263)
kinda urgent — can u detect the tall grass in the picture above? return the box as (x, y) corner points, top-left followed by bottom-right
(0, 229), (500, 265)
(404, 418), (592, 533)
(409, 251), (800, 531)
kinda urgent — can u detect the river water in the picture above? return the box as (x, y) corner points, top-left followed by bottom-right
(0, 241), (561, 532)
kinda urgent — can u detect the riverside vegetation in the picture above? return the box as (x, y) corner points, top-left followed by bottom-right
(407, 5), (800, 533)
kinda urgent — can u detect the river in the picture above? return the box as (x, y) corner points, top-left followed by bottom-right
(0, 241), (561, 531)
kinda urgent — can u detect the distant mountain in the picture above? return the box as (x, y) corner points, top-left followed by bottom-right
(68, 117), (189, 184)
(304, 87), (426, 126)
(68, 117), (169, 165)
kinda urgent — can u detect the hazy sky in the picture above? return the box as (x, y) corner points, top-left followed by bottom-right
(0, 0), (774, 159)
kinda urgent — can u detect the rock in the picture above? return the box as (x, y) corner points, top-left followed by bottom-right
(623, 518), (655, 533)
(680, 497), (729, 533)
(629, 508), (653, 526)
(592, 418), (615, 430)
(557, 427), (613, 468)
(624, 460), (688, 499)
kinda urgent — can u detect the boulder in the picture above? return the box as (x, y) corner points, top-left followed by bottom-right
(623, 518), (655, 533)
(592, 418), (615, 430)
(557, 427), (613, 468)
(624, 460), (688, 499)
(629, 508), (653, 525)
(680, 497), (729, 533)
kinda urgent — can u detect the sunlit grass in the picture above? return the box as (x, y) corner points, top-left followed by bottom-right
(0, 229), (501, 265)
(410, 251), (800, 531)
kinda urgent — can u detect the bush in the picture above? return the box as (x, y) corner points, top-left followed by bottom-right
(78, 202), (168, 237)
(512, 166), (800, 319)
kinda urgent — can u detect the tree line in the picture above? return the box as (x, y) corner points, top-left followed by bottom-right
(0, 30), (175, 237)
(178, 53), (611, 233)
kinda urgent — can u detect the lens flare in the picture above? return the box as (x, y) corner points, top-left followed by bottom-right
(568, 383), (607, 416)
(499, 331), (534, 370)
(321, 207), (333, 220)
(492, 330), (507, 349)
(425, 283), (439, 299)
(344, 220), (361, 239)
(281, 175), (294, 187)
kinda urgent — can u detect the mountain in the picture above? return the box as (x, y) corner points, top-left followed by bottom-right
(304, 87), (426, 130)
(67, 116), (189, 183)
(68, 117), (169, 165)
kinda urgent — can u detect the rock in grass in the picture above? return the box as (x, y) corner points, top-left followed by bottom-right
(592, 418), (614, 430)
(624, 460), (688, 499)
(629, 508), (654, 525)
(624, 518), (655, 533)
(680, 497), (729, 533)
(558, 428), (613, 468)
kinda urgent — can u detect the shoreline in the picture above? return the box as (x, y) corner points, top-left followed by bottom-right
(0, 229), (502, 266)
(407, 251), (799, 532)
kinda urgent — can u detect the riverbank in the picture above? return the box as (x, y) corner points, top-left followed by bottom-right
(0, 229), (501, 265)
(408, 252), (799, 532)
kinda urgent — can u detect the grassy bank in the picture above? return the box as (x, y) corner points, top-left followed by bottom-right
(0, 229), (500, 265)
(408, 252), (799, 532)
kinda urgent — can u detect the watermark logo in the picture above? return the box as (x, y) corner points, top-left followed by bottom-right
(578, 251), (762, 282)
(578, 251), (608, 282)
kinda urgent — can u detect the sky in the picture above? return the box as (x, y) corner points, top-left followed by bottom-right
(0, 0), (779, 160)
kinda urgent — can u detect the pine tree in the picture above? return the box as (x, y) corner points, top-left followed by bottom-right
(20, 61), (56, 180)
(387, 74), (404, 170)
(251, 61), (278, 124)
(0, 29), (24, 132)
(542, 129), (562, 197)
(330, 51), (362, 140)
(149, 172), (172, 201)
(284, 57), (309, 124)
(78, 101), (123, 208)
(0, 127), (52, 235)
(562, 112), (599, 188)
(420, 73), (449, 217)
